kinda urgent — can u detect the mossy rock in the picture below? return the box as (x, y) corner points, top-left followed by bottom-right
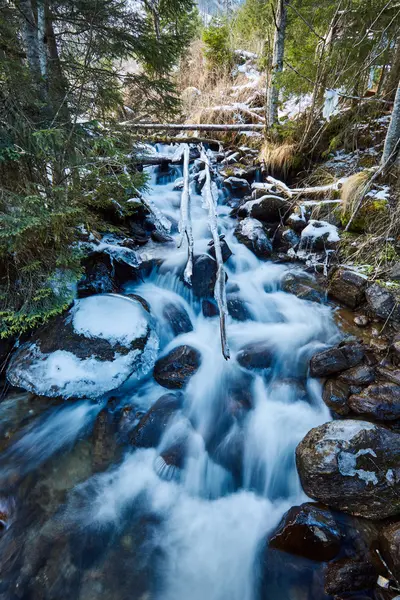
(340, 198), (388, 233)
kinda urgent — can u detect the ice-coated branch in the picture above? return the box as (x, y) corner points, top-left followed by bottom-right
(259, 176), (346, 198)
(178, 145), (194, 284)
(200, 147), (230, 361)
(119, 122), (264, 132)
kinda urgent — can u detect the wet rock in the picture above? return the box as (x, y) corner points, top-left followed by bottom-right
(234, 217), (272, 258)
(236, 341), (273, 370)
(324, 559), (377, 595)
(224, 176), (251, 197)
(296, 419), (400, 519)
(310, 342), (365, 378)
(202, 299), (219, 318)
(227, 296), (252, 321)
(153, 345), (201, 389)
(348, 383), (400, 421)
(281, 272), (323, 303)
(273, 227), (300, 253)
(328, 268), (367, 309)
(376, 365), (400, 386)
(322, 379), (351, 416)
(389, 262), (400, 281)
(163, 303), (193, 336)
(155, 437), (189, 480)
(379, 522), (400, 581)
(354, 315), (370, 327)
(207, 236), (232, 263)
(92, 409), (118, 473)
(286, 212), (307, 233)
(239, 194), (293, 222)
(151, 229), (173, 243)
(269, 502), (341, 562)
(78, 252), (115, 297)
(129, 392), (183, 448)
(210, 426), (245, 481)
(366, 284), (400, 322)
(7, 294), (157, 399)
(191, 254), (218, 298)
(129, 222), (150, 246)
(339, 365), (375, 386)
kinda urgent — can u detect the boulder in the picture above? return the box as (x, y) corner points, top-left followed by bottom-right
(239, 194), (293, 222)
(129, 392), (183, 448)
(379, 522), (400, 581)
(322, 379), (351, 416)
(236, 341), (273, 370)
(285, 212), (307, 234)
(78, 251), (115, 297)
(153, 345), (201, 389)
(163, 303), (193, 337)
(269, 503), (341, 562)
(324, 559), (377, 595)
(151, 230), (173, 243)
(299, 220), (339, 252)
(296, 420), (400, 519)
(191, 254), (218, 298)
(339, 365), (375, 386)
(366, 284), (400, 322)
(227, 296), (252, 321)
(281, 272), (324, 303)
(207, 236), (232, 263)
(348, 383), (400, 421)
(202, 299), (219, 318)
(224, 177), (251, 197)
(273, 226), (300, 253)
(328, 268), (367, 309)
(310, 342), (365, 378)
(7, 294), (158, 399)
(234, 218), (272, 258)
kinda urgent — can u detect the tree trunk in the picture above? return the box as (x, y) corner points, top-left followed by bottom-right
(45, 3), (70, 124)
(381, 79), (400, 168)
(266, 0), (288, 129)
(119, 122), (264, 131)
(37, 0), (47, 78)
(383, 39), (400, 102)
(19, 0), (43, 88)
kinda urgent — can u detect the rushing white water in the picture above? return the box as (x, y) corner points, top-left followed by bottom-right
(1, 145), (339, 599)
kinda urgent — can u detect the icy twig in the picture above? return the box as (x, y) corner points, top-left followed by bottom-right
(178, 145), (194, 284)
(200, 147), (230, 360)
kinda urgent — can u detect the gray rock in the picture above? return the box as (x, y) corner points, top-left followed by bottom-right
(234, 218), (272, 258)
(296, 419), (400, 519)
(348, 383), (400, 420)
(163, 303), (193, 336)
(191, 254), (218, 298)
(239, 194), (293, 223)
(273, 226), (300, 253)
(366, 283), (400, 322)
(281, 272), (324, 303)
(269, 502), (341, 562)
(236, 341), (273, 370)
(207, 236), (232, 263)
(224, 176), (251, 197)
(328, 268), (367, 309)
(129, 392), (183, 447)
(310, 342), (365, 378)
(339, 365), (375, 386)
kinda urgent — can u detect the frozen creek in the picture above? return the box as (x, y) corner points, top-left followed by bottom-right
(0, 145), (342, 600)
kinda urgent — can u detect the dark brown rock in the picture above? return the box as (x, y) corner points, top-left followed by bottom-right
(296, 419), (400, 519)
(227, 296), (252, 321)
(379, 522), (400, 581)
(234, 218), (272, 258)
(153, 345), (201, 389)
(322, 379), (351, 415)
(92, 409), (118, 472)
(324, 559), (377, 595)
(207, 236), (232, 263)
(310, 342), (365, 378)
(269, 503), (341, 562)
(236, 342), (273, 370)
(281, 272), (323, 303)
(129, 392), (183, 448)
(339, 364), (375, 386)
(328, 268), (367, 309)
(163, 303), (193, 336)
(366, 284), (400, 322)
(191, 254), (219, 298)
(239, 194), (293, 222)
(348, 383), (400, 421)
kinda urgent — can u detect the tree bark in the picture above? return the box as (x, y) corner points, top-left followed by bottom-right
(19, 0), (43, 88)
(381, 79), (400, 168)
(383, 38), (400, 102)
(37, 0), (47, 78)
(266, 0), (288, 128)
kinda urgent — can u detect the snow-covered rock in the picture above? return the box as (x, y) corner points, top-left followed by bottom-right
(300, 220), (340, 251)
(234, 217), (272, 258)
(7, 294), (158, 399)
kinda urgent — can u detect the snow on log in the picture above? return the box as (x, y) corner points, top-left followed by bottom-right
(120, 122), (265, 132)
(259, 176), (345, 198)
(178, 145), (194, 284)
(200, 148), (230, 360)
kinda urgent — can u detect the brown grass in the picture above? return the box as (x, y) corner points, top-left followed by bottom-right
(259, 141), (298, 176)
(340, 170), (370, 215)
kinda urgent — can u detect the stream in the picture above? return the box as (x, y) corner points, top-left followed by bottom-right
(0, 145), (342, 600)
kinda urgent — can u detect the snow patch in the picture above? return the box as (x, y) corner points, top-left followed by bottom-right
(338, 448), (378, 486)
(301, 220), (340, 244)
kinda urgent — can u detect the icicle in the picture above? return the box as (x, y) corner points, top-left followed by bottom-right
(200, 147), (230, 361)
(178, 145), (194, 284)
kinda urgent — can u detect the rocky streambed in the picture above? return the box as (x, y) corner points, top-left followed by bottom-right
(0, 143), (400, 599)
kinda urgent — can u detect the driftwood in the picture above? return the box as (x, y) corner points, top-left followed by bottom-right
(120, 122), (265, 132)
(200, 148), (230, 360)
(254, 176), (344, 198)
(138, 136), (222, 148)
(178, 145), (194, 284)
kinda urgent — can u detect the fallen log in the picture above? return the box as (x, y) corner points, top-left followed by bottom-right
(200, 148), (230, 361)
(257, 176), (345, 198)
(178, 145), (194, 284)
(120, 122), (265, 132)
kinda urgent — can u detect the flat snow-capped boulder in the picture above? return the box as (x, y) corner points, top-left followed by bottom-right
(7, 294), (158, 399)
(296, 420), (400, 519)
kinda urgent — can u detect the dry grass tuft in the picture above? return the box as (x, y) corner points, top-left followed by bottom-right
(259, 141), (298, 176)
(340, 170), (370, 214)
